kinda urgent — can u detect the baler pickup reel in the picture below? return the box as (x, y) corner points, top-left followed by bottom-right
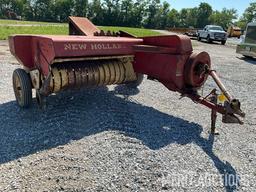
(8, 16), (245, 134)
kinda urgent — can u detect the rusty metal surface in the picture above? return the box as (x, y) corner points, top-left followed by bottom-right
(98, 65), (105, 86)
(122, 57), (137, 82)
(59, 69), (69, 89)
(43, 57), (137, 94)
(113, 63), (121, 84)
(69, 16), (100, 36)
(118, 63), (125, 84)
(102, 64), (111, 85)
(30, 70), (40, 89)
(94, 30), (120, 37)
(68, 69), (76, 88)
(52, 68), (61, 93)
(184, 52), (211, 88)
(81, 67), (88, 86)
(108, 63), (116, 84)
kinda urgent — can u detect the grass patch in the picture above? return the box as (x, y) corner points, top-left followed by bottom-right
(0, 19), (65, 25)
(0, 19), (160, 40)
(0, 25), (68, 40)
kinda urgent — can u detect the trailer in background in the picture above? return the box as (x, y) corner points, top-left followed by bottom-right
(236, 22), (256, 58)
(168, 27), (199, 38)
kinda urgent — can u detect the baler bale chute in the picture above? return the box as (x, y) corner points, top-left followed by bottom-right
(9, 16), (245, 134)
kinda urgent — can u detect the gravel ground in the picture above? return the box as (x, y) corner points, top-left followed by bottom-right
(0, 39), (256, 192)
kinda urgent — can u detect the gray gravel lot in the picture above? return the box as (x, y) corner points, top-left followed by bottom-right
(0, 39), (256, 192)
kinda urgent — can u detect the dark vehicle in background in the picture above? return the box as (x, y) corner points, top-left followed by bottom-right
(184, 26), (198, 38)
(197, 25), (228, 45)
(236, 22), (256, 58)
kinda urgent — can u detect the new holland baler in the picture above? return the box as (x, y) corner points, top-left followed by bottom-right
(9, 17), (245, 134)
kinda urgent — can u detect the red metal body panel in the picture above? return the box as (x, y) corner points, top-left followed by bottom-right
(52, 36), (143, 58)
(9, 34), (198, 90)
(9, 35), (143, 76)
(134, 52), (189, 91)
(133, 35), (193, 91)
(142, 35), (193, 54)
(9, 36), (34, 69)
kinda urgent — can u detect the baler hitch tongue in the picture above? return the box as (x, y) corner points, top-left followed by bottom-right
(222, 99), (245, 125)
(204, 66), (245, 132)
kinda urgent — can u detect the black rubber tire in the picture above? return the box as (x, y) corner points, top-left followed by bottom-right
(207, 36), (212, 43)
(243, 55), (253, 59)
(12, 68), (32, 108)
(197, 35), (201, 41)
(126, 73), (144, 88)
(221, 40), (226, 45)
(36, 89), (47, 110)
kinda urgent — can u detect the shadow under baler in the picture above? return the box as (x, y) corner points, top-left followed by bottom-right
(0, 86), (239, 191)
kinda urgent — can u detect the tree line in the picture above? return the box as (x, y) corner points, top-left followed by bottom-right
(0, 0), (255, 30)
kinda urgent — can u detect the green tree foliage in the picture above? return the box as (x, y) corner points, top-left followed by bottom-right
(101, 0), (120, 26)
(88, 0), (104, 25)
(74, 0), (88, 17)
(55, 0), (75, 22)
(179, 8), (198, 28)
(166, 9), (179, 28)
(197, 2), (212, 28)
(0, 0), (28, 18)
(33, 0), (55, 21)
(144, 0), (161, 28)
(236, 2), (256, 29)
(0, 0), (252, 30)
(243, 2), (256, 22)
(22, 1), (34, 20)
(157, 1), (171, 29)
(210, 8), (237, 30)
(128, 0), (147, 27)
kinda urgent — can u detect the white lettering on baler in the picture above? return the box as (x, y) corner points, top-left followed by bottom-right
(91, 43), (122, 50)
(64, 43), (123, 51)
(64, 43), (87, 50)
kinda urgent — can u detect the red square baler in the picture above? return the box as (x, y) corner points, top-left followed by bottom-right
(8, 17), (245, 133)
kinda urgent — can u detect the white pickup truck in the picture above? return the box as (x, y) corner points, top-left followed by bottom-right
(197, 25), (228, 45)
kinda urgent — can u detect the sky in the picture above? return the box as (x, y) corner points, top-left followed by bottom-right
(164, 0), (255, 18)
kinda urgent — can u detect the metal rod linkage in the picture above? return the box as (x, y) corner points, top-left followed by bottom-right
(208, 70), (233, 102)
